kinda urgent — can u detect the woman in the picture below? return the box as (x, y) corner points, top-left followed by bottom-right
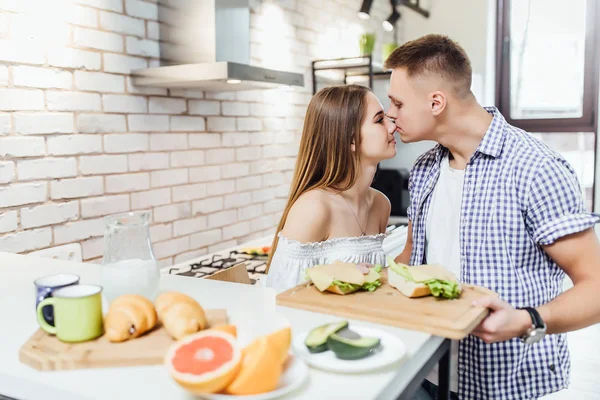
(264, 84), (398, 293)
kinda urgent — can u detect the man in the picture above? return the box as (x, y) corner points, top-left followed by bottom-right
(385, 34), (600, 400)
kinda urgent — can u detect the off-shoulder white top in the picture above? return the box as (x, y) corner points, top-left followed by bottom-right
(264, 232), (387, 293)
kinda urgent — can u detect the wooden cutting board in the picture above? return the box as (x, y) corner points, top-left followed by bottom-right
(19, 309), (228, 371)
(276, 274), (495, 340)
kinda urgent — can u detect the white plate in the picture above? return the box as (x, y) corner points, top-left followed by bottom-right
(292, 324), (407, 373)
(197, 353), (309, 400)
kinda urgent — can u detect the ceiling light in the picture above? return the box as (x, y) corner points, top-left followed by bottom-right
(358, 0), (373, 20)
(382, 9), (401, 32)
(227, 79), (242, 84)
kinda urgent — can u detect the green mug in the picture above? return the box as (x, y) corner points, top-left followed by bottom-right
(36, 284), (104, 343)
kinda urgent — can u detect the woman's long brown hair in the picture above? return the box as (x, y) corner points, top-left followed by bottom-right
(265, 84), (371, 273)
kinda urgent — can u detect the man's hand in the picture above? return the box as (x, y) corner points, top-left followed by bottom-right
(471, 296), (532, 343)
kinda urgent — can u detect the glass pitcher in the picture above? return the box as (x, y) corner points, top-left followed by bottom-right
(101, 211), (159, 306)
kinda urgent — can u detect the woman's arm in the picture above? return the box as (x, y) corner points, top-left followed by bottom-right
(394, 221), (412, 264)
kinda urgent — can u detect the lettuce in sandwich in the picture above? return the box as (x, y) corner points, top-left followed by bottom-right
(307, 262), (382, 295)
(387, 257), (461, 299)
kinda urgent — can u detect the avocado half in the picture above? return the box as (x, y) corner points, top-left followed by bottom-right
(327, 333), (381, 360)
(304, 321), (349, 353)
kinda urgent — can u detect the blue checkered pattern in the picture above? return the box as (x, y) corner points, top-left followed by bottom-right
(407, 107), (600, 400)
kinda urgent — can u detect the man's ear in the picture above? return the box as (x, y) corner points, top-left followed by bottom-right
(430, 91), (446, 116)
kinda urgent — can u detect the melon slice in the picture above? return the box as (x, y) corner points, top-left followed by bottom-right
(165, 330), (242, 394)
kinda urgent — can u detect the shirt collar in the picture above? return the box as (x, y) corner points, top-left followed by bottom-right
(434, 106), (508, 161)
(475, 106), (508, 158)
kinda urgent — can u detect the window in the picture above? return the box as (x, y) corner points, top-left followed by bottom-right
(496, 0), (600, 211)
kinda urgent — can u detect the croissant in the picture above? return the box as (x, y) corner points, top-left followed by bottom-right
(104, 294), (157, 342)
(155, 292), (207, 340)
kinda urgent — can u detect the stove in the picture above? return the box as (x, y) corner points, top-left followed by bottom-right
(166, 250), (269, 285)
(164, 218), (409, 286)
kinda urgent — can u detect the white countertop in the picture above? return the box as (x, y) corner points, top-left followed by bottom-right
(0, 250), (439, 400)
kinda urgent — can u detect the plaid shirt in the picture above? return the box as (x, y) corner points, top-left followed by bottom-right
(407, 107), (600, 399)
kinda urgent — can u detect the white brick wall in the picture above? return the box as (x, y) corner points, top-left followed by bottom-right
(47, 91), (101, 111)
(48, 135), (102, 155)
(131, 188), (171, 209)
(81, 195), (129, 218)
(0, 228), (52, 253)
(104, 133), (149, 153)
(75, 71), (125, 93)
(47, 48), (102, 70)
(54, 218), (104, 245)
(189, 133), (220, 149)
(0, 65), (8, 85)
(149, 97), (186, 114)
(128, 114), (169, 132)
(104, 54), (148, 75)
(105, 173), (150, 193)
(0, 0), (393, 264)
(129, 153), (169, 171)
(78, 113), (127, 133)
(74, 27), (123, 52)
(192, 196), (225, 216)
(0, 89), (44, 111)
(0, 114), (10, 135)
(0, 182), (47, 207)
(100, 11), (145, 37)
(80, 155), (128, 175)
(0, 137), (45, 157)
(125, 0), (158, 20)
(15, 113), (74, 135)
(51, 177), (103, 199)
(13, 66), (72, 89)
(103, 94), (148, 113)
(17, 158), (77, 180)
(151, 168), (188, 188)
(0, 162), (15, 184)
(170, 116), (206, 132)
(21, 202), (79, 229)
(0, 211), (17, 233)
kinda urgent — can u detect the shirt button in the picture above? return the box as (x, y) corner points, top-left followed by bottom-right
(549, 364), (556, 372)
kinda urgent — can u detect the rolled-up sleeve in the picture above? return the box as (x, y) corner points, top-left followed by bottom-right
(525, 158), (600, 245)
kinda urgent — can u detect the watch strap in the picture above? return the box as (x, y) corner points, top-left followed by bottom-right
(521, 307), (545, 328)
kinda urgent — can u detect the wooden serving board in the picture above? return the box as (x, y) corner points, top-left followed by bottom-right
(276, 274), (495, 340)
(19, 309), (228, 371)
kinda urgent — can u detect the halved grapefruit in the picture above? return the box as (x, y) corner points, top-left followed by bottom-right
(165, 330), (242, 394)
(209, 324), (237, 338)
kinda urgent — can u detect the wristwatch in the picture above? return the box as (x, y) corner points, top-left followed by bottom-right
(519, 307), (547, 344)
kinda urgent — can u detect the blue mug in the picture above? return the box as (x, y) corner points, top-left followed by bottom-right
(34, 274), (80, 327)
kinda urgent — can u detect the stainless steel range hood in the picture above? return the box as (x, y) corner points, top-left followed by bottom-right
(131, 0), (305, 91)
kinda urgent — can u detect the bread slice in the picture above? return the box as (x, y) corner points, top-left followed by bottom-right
(325, 284), (360, 295)
(387, 267), (432, 298)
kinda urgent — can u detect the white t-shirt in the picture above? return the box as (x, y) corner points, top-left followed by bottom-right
(424, 154), (465, 393)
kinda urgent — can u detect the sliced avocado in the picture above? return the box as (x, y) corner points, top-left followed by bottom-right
(327, 333), (381, 360)
(336, 327), (361, 340)
(304, 321), (349, 353)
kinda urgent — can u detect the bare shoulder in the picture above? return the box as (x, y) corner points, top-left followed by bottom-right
(280, 189), (332, 243)
(369, 188), (391, 231)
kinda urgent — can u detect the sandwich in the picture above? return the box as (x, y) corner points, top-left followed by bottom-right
(387, 257), (462, 299)
(306, 261), (382, 295)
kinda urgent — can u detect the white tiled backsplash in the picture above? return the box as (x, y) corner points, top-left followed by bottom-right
(0, 0), (394, 266)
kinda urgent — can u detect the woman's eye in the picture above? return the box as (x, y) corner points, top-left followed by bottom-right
(376, 118), (384, 124)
